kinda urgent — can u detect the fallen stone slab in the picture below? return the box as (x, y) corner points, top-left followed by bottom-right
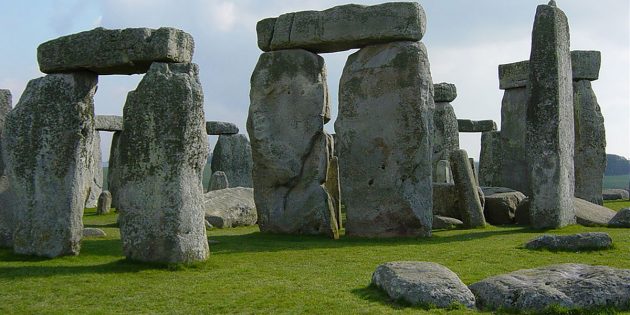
(484, 190), (526, 225)
(457, 120), (497, 133)
(95, 115), (123, 131)
(609, 208), (630, 228)
(83, 228), (107, 238)
(574, 197), (616, 226)
(432, 215), (463, 230)
(525, 232), (612, 251)
(372, 261), (475, 309)
(470, 263), (630, 312)
(258, 2), (426, 53)
(206, 121), (238, 135)
(602, 188), (629, 200)
(433, 82), (457, 102)
(204, 187), (257, 228)
(38, 27), (194, 75)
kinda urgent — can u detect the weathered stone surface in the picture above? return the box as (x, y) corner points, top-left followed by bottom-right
(498, 60), (529, 90)
(526, 3), (575, 229)
(525, 232), (612, 251)
(478, 131), (502, 187)
(433, 82), (457, 102)
(206, 121), (239, 135)
(574, 197), (616, 226)
(0, 90), (13, 247)
(325, 156), (342, 230)
(432, 183), (459, 219)
(470, 263), (630, 312)
(258, 2), (426, 53)
(38, 27), (194, 75)
(95, 115), (123, 131)
(4, 73), (97, 257)
(574, 80), (606, 205)
(96, 191), (112, 215)
(484, 191), (526, 225)
(457, 119), (497, 133)
(469, 158), (479, 185)
(210, 134), (253, 188)
(372, 262), (475, 309)
(432, 215), (463, 230)
(481, 186), (520, 195)
(450, 149), (485, 228)
(204, 187), (257, 228)
(85, 130), (102, 208)
(83, 228), (106, 238)
(602, 188), (629, 200)
(208, 171), (229, 191)
(117, 62), (209, 263)
(609, 208), (630, 228)
(433, 101), (459, 179)
(571, 50), (601, 81)
(107, 131), (122, 208)
(336, 41), (433, 237)
(499, 86), (531, 195)
(434, 160), (453, 184)
(248, 49), (337, 238)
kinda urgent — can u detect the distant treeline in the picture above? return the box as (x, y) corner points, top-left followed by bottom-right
(605, 154), (630, 176)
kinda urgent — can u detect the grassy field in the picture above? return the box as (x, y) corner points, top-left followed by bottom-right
(0, 202), (629, 314)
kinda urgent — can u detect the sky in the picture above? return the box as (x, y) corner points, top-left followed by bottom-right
(0, 0), (628, 161)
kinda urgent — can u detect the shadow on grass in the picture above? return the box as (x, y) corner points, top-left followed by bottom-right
(0, 258), (157, 279)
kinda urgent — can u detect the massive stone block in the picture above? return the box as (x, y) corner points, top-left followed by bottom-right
(117, 63), (209, 263)
(450, 149), (486, 228)
(479, 131), (502, 187)
(3, 73), (97, 257)
(573, 80), (606, 205)
(526, 3), (575, 228)
(0, 89), (13, 247)
(499, 86), (530, 195)
(433, 82), (457, 103)
(95, 115), (123, 131)
(498, 60), (529, 90)
(432, 84), (459, 181)
(107, 130), (122, 208)
(85, 130), (103, 208)
(257, 2), (426, 53)
(248, 49), (338, 238)
(206, 121), (239, 135)
(335, 41), (434, 237)
(210, 134), (253, 188)
(38, 27), (194, 75)
(457, 119), (496, 133)
(571, 50), (600, 81)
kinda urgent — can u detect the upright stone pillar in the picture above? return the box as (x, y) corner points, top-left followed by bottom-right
(0, 90), (13, 248)
(85, 130), (103, 208)
(450, 149), (486, 228)
(479, 130), (502, 187)
(117, 63), (209, 263)
(107, 131), (121, 209)
(210, 134), (253, 188)
(3, 73), (97, 257)
(572, 51), (605, 205)
(248, 49), (338, 238)
(432, 82), (459, 182)
(336, 41), (434, 237)
(526, 2), (575, 228)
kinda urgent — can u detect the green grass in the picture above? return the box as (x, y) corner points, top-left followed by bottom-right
(603, 174), (630, 190)
(604, 200), (630, 211)
(1, 209), (629, 314)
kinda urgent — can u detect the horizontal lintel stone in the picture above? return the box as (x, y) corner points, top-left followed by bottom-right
(458, 119), (497, 133)
(95, 115), (123, 131)
(434, 82), (457, 102)
(206, 121), (239, 135)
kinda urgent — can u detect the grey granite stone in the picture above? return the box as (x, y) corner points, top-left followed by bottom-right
(210, 134), (253, 188)
(206, 121), (238, 135)
(457, 119), (497, 133)
(95, 115), (123, 131)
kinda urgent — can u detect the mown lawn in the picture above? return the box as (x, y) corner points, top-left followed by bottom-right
(0, 207), (629, 314)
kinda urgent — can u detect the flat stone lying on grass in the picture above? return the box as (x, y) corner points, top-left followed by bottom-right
(38, 27), (194, 75)
(372, 261), (475, 309)
(204, 187), (257, 228)
(206, 121), (239, 135)
(457, 120), (497, 133)
(469, 263), (630, 313)
(83, 228), (107, 238)
(602, 189), (629, 200)
(609, 208), (630, 228)
(432, 215), (463, 230)
(258, 2), (426, 53)
(524, 232), (612, 251)
(95, 115), (123, 131)
(515, 197), (617, 227)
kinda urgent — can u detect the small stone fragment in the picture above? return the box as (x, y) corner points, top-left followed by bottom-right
(609, 208), (630, 228)
(602, 189), (629, 200)
(208, 171), (229, 191)
(432, 215), (463, 230)
(525, 232), (612, 251)
(96, 191), (112, 215)
(83, 228), (107, 238)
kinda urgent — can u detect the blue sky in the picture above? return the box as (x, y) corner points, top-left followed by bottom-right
(0, 0), (628, 160)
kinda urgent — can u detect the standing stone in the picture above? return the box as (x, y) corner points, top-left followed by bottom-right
(478, 130), (502, 187)
(0, 90), (13, 248)
(573, 79), (605, 205)
(96, 191), (112, 215)
(526, 3), (575, 229)
(209, 171), (229, 191)
(107, 130), (122, 209)
(434, 160), (453, 184)
(248, 49), (338, 238)
(432, 83), (459, 181)
(336, 41), (434, 237)
(325, 156), (342, 230)
(117, 62), (209, 263)
(210, 134), (253, 188)
(3, 73), (97, 257)
(450, 149), (486, 228)
(85, 130), (102, 208)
